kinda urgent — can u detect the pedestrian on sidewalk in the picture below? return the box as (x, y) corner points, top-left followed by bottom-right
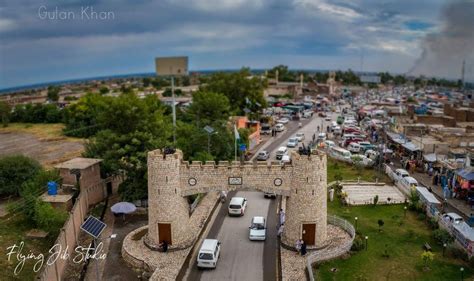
(279, 208), (286, 226)
(300, 241), (307, 256)
(277, 223), (284, 237)
(295, 239), (302, 255)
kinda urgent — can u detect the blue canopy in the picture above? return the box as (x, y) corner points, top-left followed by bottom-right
(456, 169), (474, 181)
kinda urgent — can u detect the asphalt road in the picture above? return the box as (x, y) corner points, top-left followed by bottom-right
(187, 191), (278, 281)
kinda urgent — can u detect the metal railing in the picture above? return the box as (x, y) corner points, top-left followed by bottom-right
(306, 215), (355, 281)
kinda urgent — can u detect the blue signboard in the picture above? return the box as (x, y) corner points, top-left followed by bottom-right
(239, 144), (247, 151)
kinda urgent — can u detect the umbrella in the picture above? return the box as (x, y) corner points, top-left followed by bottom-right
(111, 202), (136, 214)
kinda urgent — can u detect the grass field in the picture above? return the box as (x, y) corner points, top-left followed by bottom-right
(0, 123), (80, 141)
(0, 123), (84, 168)
(327, 157), (391, 183)
(316, 159), (473, 281)
(0, 214), (55, 281)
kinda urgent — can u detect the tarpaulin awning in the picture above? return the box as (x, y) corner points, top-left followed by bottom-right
(423, 153), (437, 162)
(455, 169), (474, 181)
(401, 142), (420, 152)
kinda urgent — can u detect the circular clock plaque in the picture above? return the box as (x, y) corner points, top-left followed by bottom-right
(274, 178), (282, 186)
(188, 178), (197, 186)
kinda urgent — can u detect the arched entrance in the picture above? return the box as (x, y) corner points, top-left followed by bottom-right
(144, 149), (328, 250)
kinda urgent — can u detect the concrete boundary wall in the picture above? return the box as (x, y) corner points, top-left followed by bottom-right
(38, 175), (123, 281)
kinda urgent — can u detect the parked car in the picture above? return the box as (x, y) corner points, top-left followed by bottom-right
(197, 239), (221, 268)
(260, 124), (271, 135)
(280, 154), (291, 165)
(318, 112), (327, 117)
(324, 116), (332, 121)
(287, 137), (298, 147)
(317, 133), (327, 141)
(357, 141), (376, 152)
(256, 150), (270, 161)
(249, 216), (266, 241)
(295, 132), (305, 142)
(275, 123), (285, 132)
(277, 117), (290, 124)
(394, 168), (410, 180)
(442, 212), (464, 225)
(347, 142), (361, 153)
(344, 138), (364, 147)
(276, 146), (288, 160)
(323, 140), (336, 148)
(228, 197), (248, 216)
(333, 126), (342, 135)
(264, 191), (277, 198)
(302, 110), (313, 118)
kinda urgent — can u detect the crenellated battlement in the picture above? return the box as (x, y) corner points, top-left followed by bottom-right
(147, 147), (328, 250)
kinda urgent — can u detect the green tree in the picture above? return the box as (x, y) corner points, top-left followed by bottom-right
(200, 69), (267, 115)
(187, 91), (230, 126)
(99, 86), (109, 95)
(47, 86), (60, 101)
(0, 101), (11, 127)
(63, 93), (110, 137)
(0, 155), (42, 196)
(34, 200), (67, 235)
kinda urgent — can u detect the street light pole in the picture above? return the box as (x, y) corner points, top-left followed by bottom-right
(355, 217), (358, 232)
(171, 76), (176, 145)
(365, 236), (368, 250)
(404, 206), (407, 218)
(461, 267), (464, 281)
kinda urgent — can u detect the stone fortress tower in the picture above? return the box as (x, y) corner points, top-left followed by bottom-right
(145, 149), (194, 250)
(145, 148), (328, 250)
(282, 151), (328, 248)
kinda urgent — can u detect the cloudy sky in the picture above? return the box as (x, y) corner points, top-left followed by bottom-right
(0, 0), (473, 89)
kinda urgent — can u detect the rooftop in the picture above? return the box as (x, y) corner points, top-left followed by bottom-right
(54, 157), (102, 170)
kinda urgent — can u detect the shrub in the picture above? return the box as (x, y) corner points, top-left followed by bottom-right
(432, 229), (454, 245)
(428, 217), (439, 229)
(0, 155), (41, 196)
(34, 200), (67, 235)
(351, 235), (365, 252)
(417, 213), (426, 221)
(373, 195), (379, 206)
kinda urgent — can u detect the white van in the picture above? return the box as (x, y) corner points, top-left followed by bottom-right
(331, 147), (352, 161)
(280, 154), (291, 165)
(228, 197), (248, 216)
(400, 176), (418, 190)
(197, 239), (221, 268)
(249, 216), (266, 241)
(394, 169), (410, 180)
(275, 146), (288, 160)
(348, 142), (361, 153)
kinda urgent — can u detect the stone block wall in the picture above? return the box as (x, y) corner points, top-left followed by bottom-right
(146, 149), (328, 250)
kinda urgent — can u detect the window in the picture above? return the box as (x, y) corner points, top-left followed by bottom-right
(251, 222), (265, 230)
(229, 204), (241, 209)
(199, 253), (213, 260)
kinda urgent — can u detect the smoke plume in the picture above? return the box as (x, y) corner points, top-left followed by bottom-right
(408, 0), (474, 81)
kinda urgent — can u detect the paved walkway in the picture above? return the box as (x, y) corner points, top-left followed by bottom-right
(122, 192), (219, 280)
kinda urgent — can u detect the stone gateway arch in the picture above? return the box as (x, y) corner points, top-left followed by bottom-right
(144, 149), (328, 250)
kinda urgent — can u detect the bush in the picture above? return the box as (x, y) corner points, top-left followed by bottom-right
(428, 217), (439, 229)
(351, 235), (365, 252)
(0, 155), (42, 196)
(432, 229), (454, 245)
(34, 200), (67, 235)
(417, 213), (426, 221)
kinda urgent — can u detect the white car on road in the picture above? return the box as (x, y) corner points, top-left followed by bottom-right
(197, 239), (221, 268)
(277, 117), (290, 124)
(295, 132), (305, 142)
(249, 216), (266, 241)
(287, 137), (298, 147)
(275, 123), (285, 132)
(228, 197), (248, 216)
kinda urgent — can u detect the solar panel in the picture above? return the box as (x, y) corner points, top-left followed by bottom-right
(80, 216), (107, 239)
